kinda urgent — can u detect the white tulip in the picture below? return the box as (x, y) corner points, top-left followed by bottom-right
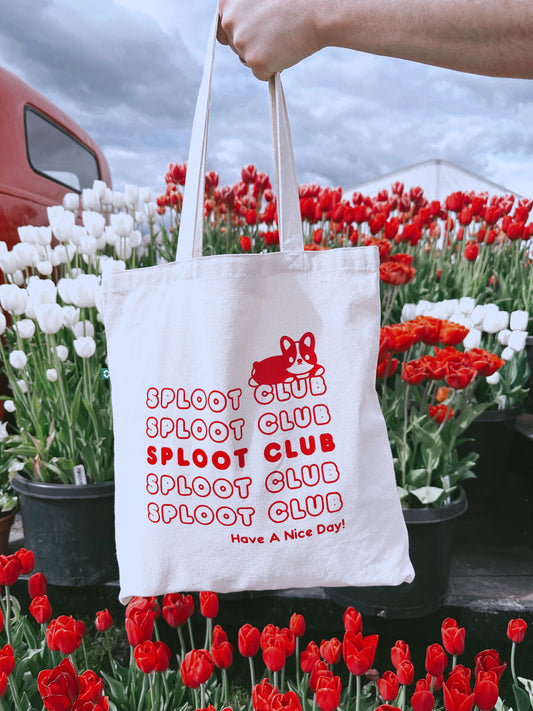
(9, 350), (27, 369)
(16, 379), (28, 393)
(56, 345), (69, 362)
(12, 242), (36, 270)
(0, 242), (8, 254)
(72, 320), (94, 338)
(508, 330), (528, 352)
(486, 372), (501, 386)
(17, 225), (38, 244)
(48, 206), (75, 242)
(70, 274), (100, 308)
(463, 328), (482, 350)
(62, 193), (80, 211)
(27, 276), (57, 305)
(99, 257), (126, 276)
(145, 202), (157, 218)
(92, 180), (108, 200)
(35, 226), (52, 246)
(12, 270), (24, 286)
(470, 305), (487, 326)
(510, 310), (529, 331)
(74, 336), (96, 358)
(414, 299), (432, 317)
(82, 188), (101, 211)
(4, 401), (16, 413)
(0, 422), (7, 441)
(498, 329), (511, 346)
(46, 368), (58, 382)
(110, 213), (134, 238)
(135, 211), (147, 225)
(79, 234), (97, 256)
(112, 192), (126, 210)
(0, 313), (6, 335)
(35, 303), (64, 334)
(62, 305), (80, 328)
(458, 296), (476, 315)
(483, 309), (508, 334)
(82, 211), (105, 239)
(0, 251), (18, 274)
(0, 284), (28, 314)
(124, 184), (139, 208)
(36, 260), (53, 276)
(139, 186), (152, 203)
(432, 300), (453, 320)
(501, 346), (515, 361)
(49, 250), (61, 267)
(57, 278), (75, 304)
(13, 319), (35, 339)
(102, 188), (114, 209)
(95, 234), (107, 251)
(401, 303), (417, 323)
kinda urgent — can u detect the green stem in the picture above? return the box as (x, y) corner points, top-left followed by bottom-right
(248, 656), (256, 690)
(356, 675), (361, 711)
(511, 641), (518, 686)
(136, 673), (148, 711)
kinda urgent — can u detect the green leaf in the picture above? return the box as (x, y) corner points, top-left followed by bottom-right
(410, 486), (444, 505)
(514, 682), (533, 711)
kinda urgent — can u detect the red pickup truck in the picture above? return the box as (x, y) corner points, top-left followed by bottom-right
(0, 66), (112, 247)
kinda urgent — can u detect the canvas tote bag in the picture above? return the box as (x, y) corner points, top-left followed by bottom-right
(102, 13), (414, 603)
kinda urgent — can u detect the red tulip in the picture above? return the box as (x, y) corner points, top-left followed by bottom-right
(125, 608), (154, 646)
(396, 660), (415, 686)
(474, 650), (506, 681)
(316, 673), (342, 711)
(320, 638), (342, 665)
(425, 644), (447, 677)
(290, 613), (305, 638)
(443, 673), (474, 711)
(301, 641), (321, 673)
(252, 678), (278, 711)
(391, 640), (410, 669)
(14, 547), (35, 574)
(375, 706), (402, 711)
(154, 641), (172, 672)
(310, 660), (331, 693)
(378, 670), (400, 702)
(0, 644), (15, 676)
(180, 649), (215, 688)
(441, 618), (465, 656)
(343, 631), (379, 676)
(29, 595), (53, 625)
(263, 641), (286, 672)
(272, 690), (302, 711)
(134, 641), (158, 674)
(474, 671), (499, 711)
(212, 625), (228, 646)
(77, 669), (104, 704)
(95, 609), (113, 632)
(199, 591), (219, 619)
(238, 623), (261, 657)
(507, 619), (527, 644)
(38, 658), (80, 711)
(211, 640), (234, 669)
(278, 628), (296, 657)
(28, 572), (48, 599)
(125, 596), (160, 619)
(411, 679), (435, 711)
(343, 607), (363, 634)
(240, 235), (252, 252)
(162, 593), (192, 629)
(46, 615), (86, 655)
(0, 554), (22, 586)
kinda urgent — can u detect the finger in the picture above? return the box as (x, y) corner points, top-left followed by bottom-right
(217, 14), (229, 45)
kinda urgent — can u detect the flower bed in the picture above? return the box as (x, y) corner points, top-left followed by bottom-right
(0, 547), (531, 711)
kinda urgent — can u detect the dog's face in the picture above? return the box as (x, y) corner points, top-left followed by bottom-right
(281, 333), (317, 376)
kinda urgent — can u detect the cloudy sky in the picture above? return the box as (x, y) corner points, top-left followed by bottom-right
(2, 0), (533, 200)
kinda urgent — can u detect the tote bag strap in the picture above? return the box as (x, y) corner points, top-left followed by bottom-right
(177, 9), (304, 261)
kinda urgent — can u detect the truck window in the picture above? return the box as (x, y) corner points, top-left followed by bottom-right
(24, 106), (100, 192)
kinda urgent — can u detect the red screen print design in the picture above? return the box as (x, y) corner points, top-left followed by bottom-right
(249, 332), (324, 387)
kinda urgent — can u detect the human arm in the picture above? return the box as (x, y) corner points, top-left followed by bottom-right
(217, 0), (533, 80)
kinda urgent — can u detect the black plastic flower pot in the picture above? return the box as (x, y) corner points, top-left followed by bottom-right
(460, 405), (522, 499)
(328, 487), (468, 619)
(11, 474), (118, 586)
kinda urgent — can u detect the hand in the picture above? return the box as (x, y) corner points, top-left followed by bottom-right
(217, 0), (325, 80)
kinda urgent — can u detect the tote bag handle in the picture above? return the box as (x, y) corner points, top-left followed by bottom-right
(177, 10), (304, 261)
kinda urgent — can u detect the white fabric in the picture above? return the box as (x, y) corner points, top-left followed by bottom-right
(102, 12), (414, 603)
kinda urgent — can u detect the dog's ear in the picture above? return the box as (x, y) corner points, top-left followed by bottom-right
(280, 336), (294, 354)
(301, 332), (315, 350)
